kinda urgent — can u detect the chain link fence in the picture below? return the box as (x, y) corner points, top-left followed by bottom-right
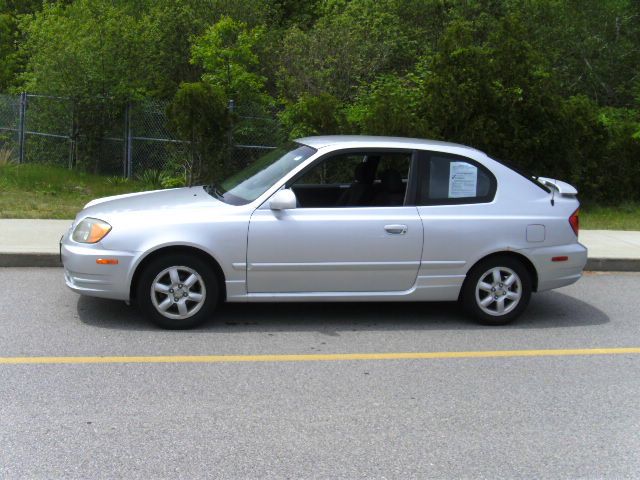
(229, 101), (284, 170)
(0, 93), (282, 178)
(0, 94), (20, 162)
(25, 94), (74, 168)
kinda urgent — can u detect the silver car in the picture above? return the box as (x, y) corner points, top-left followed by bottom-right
(61, 136), (587, 329)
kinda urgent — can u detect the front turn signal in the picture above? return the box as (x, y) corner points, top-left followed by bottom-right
(96, 258), (119, 265)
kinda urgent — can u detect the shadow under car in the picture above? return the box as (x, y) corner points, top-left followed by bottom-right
(77, 290), (609, 333)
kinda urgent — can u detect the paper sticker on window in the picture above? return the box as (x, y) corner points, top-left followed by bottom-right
(448, 162), (477, 198)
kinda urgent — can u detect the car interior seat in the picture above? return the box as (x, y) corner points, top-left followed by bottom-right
(335, 162), (376, 206)
(373, 169), (405, 206)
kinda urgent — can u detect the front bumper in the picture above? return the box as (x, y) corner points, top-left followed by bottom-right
(61, 234), (136, 301)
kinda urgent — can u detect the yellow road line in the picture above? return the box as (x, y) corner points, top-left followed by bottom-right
(1, 348), (640, 365)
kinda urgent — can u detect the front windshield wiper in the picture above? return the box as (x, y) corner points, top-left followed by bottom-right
(204, 183), (225, 200)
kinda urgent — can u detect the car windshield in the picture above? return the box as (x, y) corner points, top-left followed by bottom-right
(206, 144), (316, 205)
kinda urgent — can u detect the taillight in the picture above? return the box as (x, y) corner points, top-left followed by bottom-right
(569, 209), (579, 236)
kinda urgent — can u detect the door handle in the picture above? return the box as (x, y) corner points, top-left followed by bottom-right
(384, 224), (407, 235)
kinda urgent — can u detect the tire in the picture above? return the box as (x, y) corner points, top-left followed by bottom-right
(136, 253), (219, 329)
(461, 256), (532, 326)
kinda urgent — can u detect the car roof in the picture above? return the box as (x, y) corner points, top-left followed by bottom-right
(295, 135), (483, 154)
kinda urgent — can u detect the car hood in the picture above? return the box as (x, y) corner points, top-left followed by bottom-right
(79, 186), (226, 220)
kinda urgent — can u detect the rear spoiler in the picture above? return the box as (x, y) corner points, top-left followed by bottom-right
(536, 177), (578, 197)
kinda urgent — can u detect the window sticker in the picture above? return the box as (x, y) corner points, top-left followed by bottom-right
(448, 162), (478, 198)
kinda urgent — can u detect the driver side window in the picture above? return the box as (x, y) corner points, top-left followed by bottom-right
(290, 151), (412, 208)
(295, 154), (363, 186)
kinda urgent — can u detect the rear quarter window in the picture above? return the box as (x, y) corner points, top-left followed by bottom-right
(416, 153), (496, 205)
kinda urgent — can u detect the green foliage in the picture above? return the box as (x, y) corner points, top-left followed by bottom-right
(269, 0), (322, 27)
(167, 81), (229, 183)
(0, 0), (47, 90)
(167, 82), (229, 142)
(279, 93), (344, 139)
(345, 74), (427, 137)
(0, 145), (15, 165)
(417, 15), (560, 163)
(512, 0), (640, 108)
(593, 107), (640, 203)
(135, 169), (166, 189)
(0, 163), (153, 219)
(160, 175), (186, 189)
(276, 0), (415, 101)
(137, 1), (212, 98)
(581, 203), (640, 230)
(397, 13), (628, 206)
(106, 176), (129, 186)
(18, 1), (158, 99)
(112, 169), (184, 189)
(135, 167), (186, 190)
(0, 12), (17, 90)
(191, 16), (269, 106)
(1, 0), (639, 205)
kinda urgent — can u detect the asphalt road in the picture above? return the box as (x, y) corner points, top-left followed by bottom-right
(1, 268), (639, 479)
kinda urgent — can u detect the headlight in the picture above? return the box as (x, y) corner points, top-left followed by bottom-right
(72, 218), (112, 243)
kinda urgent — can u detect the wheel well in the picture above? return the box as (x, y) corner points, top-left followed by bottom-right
(462, 251), (539, 296)
(129, 246), (227, 302)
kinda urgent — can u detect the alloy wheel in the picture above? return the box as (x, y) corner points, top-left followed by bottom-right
(474, 266), (522, 317)
(150, 266), (206, 320)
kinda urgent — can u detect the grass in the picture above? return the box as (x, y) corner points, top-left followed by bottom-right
(1, 163), (639, 229)
(580, 204), (640, 231)
(0, 163), (156, 219)
(0, 146), (15, 166)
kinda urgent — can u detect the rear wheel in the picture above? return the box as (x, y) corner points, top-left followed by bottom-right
(461, 256), (532, 325)
(137, 254), (219, 329)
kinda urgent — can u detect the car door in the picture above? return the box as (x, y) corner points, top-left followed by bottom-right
(246, 150), (424, 293)
(413, 150), (499, 292)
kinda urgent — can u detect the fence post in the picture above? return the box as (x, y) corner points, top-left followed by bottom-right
(127, 102), (133, 178)
(123, 103), (128, 177)
(17, 92), (27, 164)
(227, 99), (235, 167)
(68, 99), (75, 169)
(123, 102), (133, 178)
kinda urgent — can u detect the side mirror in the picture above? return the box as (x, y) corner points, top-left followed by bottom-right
(270, 189), (297, 211)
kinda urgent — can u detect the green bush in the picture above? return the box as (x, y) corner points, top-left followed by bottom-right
(0, 145), (15, 165)
(166, 81), (229, 183)
(279, 93), (344, 139)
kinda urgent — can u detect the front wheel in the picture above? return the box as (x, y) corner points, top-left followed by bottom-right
(137, 254), (219, 329)
(461, 257), (532, 325)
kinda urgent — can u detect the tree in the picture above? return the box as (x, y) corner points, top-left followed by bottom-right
(191, 16), (270, 108)
(18, 0), (158, 99)
(276, 0), (415, 102)
(0, 0), (53, 91)
(279, 93), (345, 139)
(414, 15), (565, 170)
(0, 11), (16, 90)
(345, 74), (427, 137)
(1, 0), (638, 203)
(167, 81), (229, 183)
(511, 0), (640, 107)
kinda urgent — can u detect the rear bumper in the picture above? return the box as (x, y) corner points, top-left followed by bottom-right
(519, 242), (588, 292)
(61, 235), (136, 301)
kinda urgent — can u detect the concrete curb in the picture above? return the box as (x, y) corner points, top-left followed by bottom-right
(1, 252), (640, 272)
(0, 253), (61, 268)
(584, 258), (640, 273)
